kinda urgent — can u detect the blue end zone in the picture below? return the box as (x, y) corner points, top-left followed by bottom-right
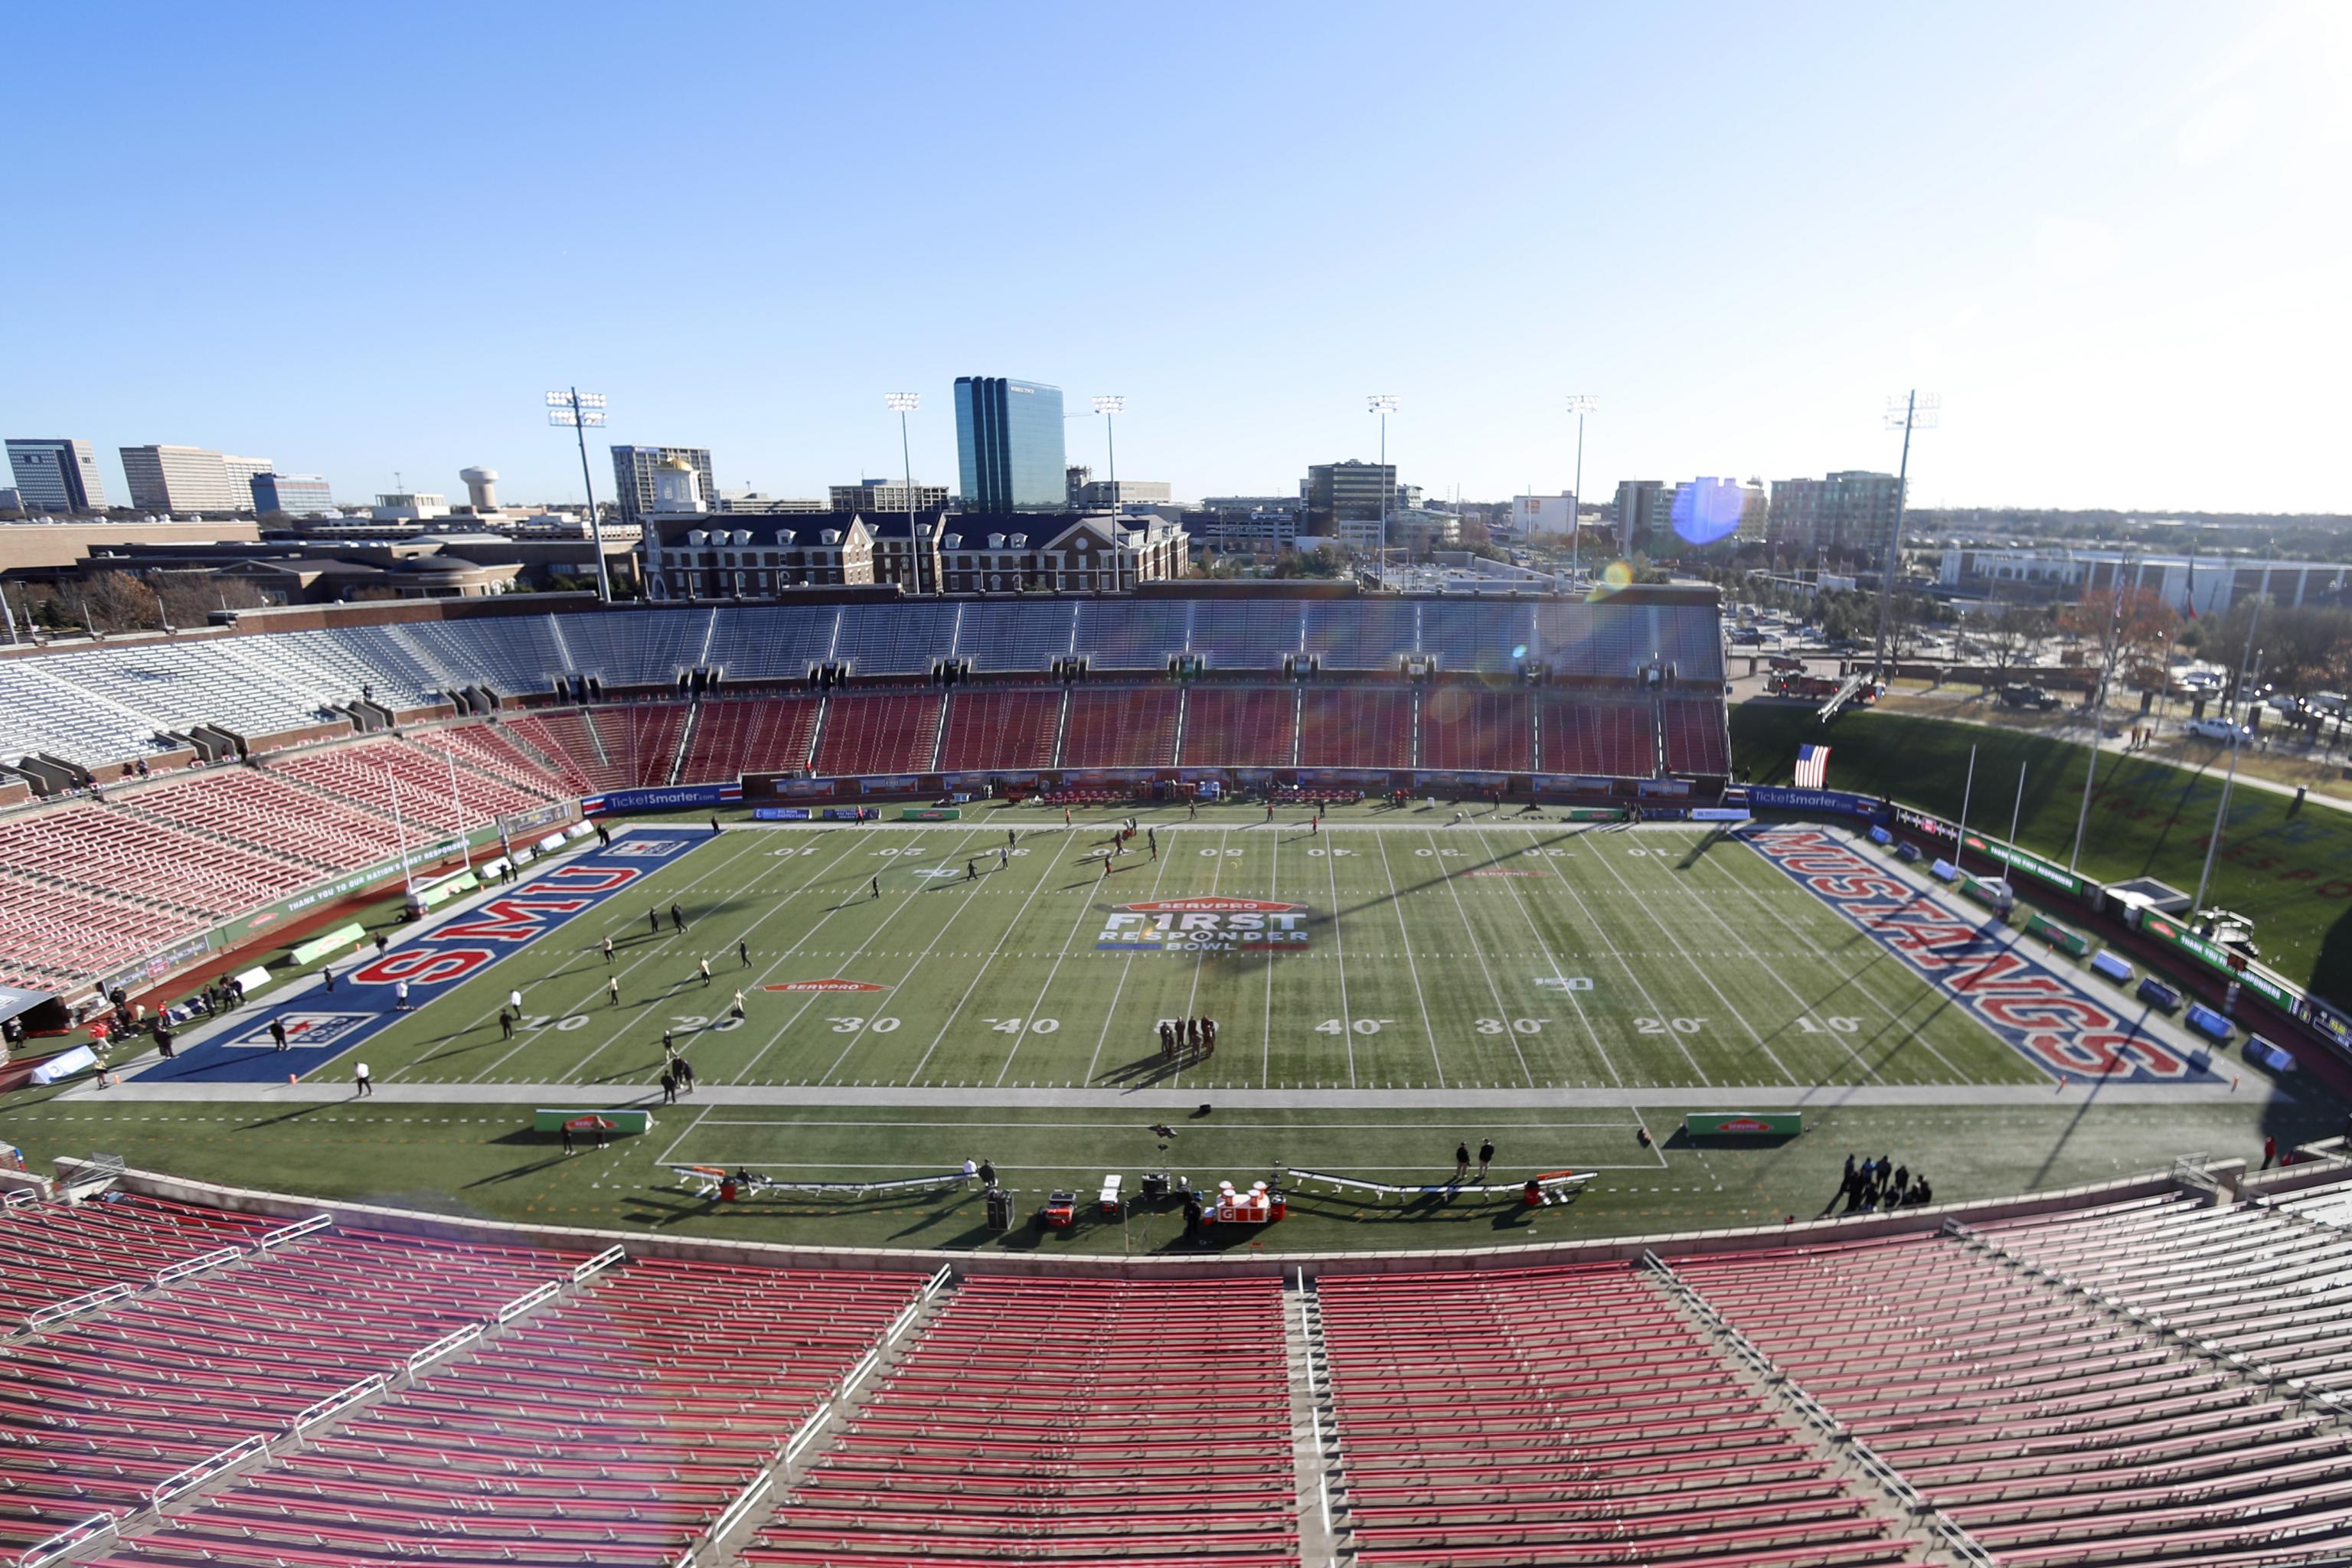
(132, 831), (710, 1084)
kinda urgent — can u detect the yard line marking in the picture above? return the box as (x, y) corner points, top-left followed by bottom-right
(1083, 842), (1180, 1085)
(1373, 832), (1446, 1089)
(760, 828), (991, 1085)
(1697, 828), (1972, 1082)
(1166, 828), (1230, 1090)
(1530, 826), (1710, 1082)
(900, 831), (1075, 1083)
(653, 1099), (721, 1165)
(1582, 830), (1801, 1087)
(1483, 829), (1628, 1095)
(1318, 825), (1357, 1087)
(1424, 831), (1534, 1087)
(1262, 827), (1279, 1088)
(400, 829), (777, 1085)
(555, 830), (877, 1086)
(991, 856), (1110, 1086)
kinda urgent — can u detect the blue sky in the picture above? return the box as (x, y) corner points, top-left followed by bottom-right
(5, 2), (2347, 514)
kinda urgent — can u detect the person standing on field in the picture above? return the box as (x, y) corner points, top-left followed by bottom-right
(698, 957), (712, 987)
(602, 936), (615, 964)
(1477, 1137), (1494, 1181)
(1454, 1142), (1472, 1184)
(606, 976), (621, 1007)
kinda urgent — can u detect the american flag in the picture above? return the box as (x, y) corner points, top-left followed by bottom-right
(1794, 744), (1831, 789)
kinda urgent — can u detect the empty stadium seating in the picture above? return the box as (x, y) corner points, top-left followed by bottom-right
(1979, 1190), (2352, 1399)
(952, 600), (1073, 672)
(1318, 1260), (1916, 1568)
(1418, 686), (1534, 773)
(122, 766), (410, 868)
(1538, 693), (1656, 777)
(1178, 686), (1298, 767)
(1, 593), (1727, 773)
(936, 687), (1062, 772)
(0, 798), (315, 920)
(0, 1193), (274, 1322)
(584, 704), (689, 789)
(499, 710), (615, 794)
(1059, 686), (1181, 768)
(1672, 1220), (2352, 1568)
(0, 1217), (581, 1551)
(680, 695), (823, 781)
(268, 737), (556, 831)
(403, 721), (575, 800)
(812, 692), (945, 777)
(113, 1259), (926, 1568)
(746, 1276), (1296, 1567)
(1661, 694), (1731, 775)
(1297, 687), (1411, 768)
(0, 868), (205, 987)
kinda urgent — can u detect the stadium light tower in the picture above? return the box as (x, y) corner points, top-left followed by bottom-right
(1565, 394), (1598, 579)
(1871, 390), (1938, 685)
(1092, 396), (1125, 521)
(546, 389), (614, 603)
(885, 394), (923, 595)
(1368, 395), (1397, 570)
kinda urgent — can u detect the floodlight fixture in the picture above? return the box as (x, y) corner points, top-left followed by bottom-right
(1367, 394), (1397, 415)
(885, 394), (926, 594)
(543, 387), (614, 602)
(1565, 395), (1599, 576)
(1093, 395), (1125, 416)
(1869, 390), (1941, 683)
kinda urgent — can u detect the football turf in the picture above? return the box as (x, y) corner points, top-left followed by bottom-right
(237, 818), (2042, 1095)
(7, 802), (2330, 1255)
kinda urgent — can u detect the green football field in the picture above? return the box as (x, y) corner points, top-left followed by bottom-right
(10, 802), (2332, 1254)
(345, 818), (2040, 1097)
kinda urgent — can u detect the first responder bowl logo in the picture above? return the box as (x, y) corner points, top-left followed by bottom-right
(1099, 899), (1312, 954)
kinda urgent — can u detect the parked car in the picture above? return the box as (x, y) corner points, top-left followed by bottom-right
(1999, 684), (2061, 711)
(2185, 715), (2251, 743)
(2265, 693), (2302, 716)
(1730, 629), (1766, 645)
(2312, 691), (2347, 717)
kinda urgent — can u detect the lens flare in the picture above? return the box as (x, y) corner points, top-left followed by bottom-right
(1587, 560), (1635, 600)
(1671, 482), (1743, 546)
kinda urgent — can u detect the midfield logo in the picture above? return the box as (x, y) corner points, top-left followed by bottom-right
(1098, 900), (1313, 954)
(608, 840), (687, 858)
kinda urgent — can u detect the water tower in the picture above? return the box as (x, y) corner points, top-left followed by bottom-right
(459, 466), (498, 511)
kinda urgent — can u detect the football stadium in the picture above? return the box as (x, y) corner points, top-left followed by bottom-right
(2, 583), (2350, 1566)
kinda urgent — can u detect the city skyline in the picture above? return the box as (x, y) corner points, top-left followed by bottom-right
(2, 2), (2347, 516)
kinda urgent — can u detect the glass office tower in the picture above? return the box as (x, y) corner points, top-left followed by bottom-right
(953, 377), (1066, 511)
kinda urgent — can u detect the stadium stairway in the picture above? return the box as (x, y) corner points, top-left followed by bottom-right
(1290, 1275), (1350, 1567)
(1641, 1253), (1975, 1566)
(1661, 1207), (2352, 1568)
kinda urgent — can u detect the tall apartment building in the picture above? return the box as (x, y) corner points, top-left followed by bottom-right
(829, 479), (949, 514)
(119, 444), (269, 514)
(250, 473), (335, 514)
(5, 438), (109, 512)
(954, 377), (1066, 511)
(610, 445), (717, 525)
(1302, 460), (1398, 532)
(1766, 470), (1903, 560)
(1612, 480), (1668, 553)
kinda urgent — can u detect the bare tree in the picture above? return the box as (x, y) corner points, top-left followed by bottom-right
(79, 571), (165, 634)
(1981, 600), (2045, 687)
(154, 572), (268, 627)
